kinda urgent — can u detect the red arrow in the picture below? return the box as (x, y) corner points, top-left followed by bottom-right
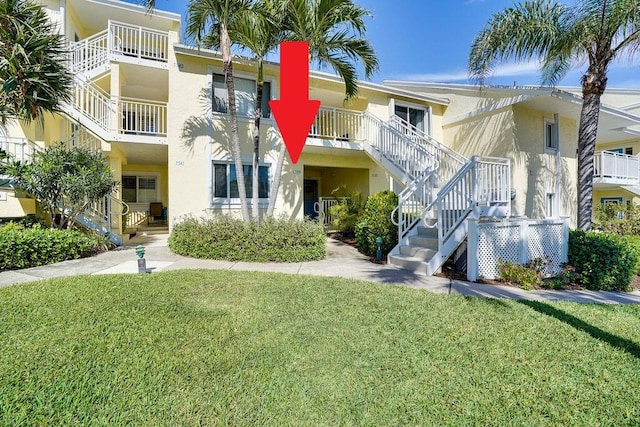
(269, 41), (320, 164)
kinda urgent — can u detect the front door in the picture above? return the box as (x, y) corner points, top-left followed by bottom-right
(303, 179), (318, 219)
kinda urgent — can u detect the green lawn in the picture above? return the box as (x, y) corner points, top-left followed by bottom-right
(1, 271), (640, 425)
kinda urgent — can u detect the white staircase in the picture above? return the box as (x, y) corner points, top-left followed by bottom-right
(309, 108), (511, 276)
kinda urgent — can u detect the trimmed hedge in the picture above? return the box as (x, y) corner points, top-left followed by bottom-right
(355, 191), (398, 257)
(169, 215), (326, 262)
(0, 224), (96, 270)
(568, 230), (639, 291)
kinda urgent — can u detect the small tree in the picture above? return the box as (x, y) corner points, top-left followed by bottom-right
(5, 145), (117, 229)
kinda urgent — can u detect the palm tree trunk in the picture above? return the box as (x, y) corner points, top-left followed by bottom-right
(577, 91), (602, 231)
(266, 144), (286, 217)
(221, 24), (250, 223)
(252, 62), (264, 223)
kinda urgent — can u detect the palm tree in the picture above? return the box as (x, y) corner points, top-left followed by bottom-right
(469, 0), (640, 231)
(229, 0), (285, 222)
(0, 0), (72, 126)
(266, 0), (379, 216)
(186, 0), (253, 223)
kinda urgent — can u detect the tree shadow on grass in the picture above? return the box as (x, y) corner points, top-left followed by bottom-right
(518, 300), (640, 360)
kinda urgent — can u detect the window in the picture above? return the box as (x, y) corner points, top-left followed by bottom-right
(122, 175), (158, 203)
(394, 104), (427, 132)
(544, 119), (558, 153)
(212, 73), (271, 118)
(545, 193), (557, 218)
(626, 147), (633, 155)
(213, 163), (269, 199)
(601, 197), (624, 219)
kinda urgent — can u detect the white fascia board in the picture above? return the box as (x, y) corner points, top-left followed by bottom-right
(86, 0), (181, 22)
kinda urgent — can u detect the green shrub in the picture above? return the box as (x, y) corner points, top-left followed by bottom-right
(0, 225), (96, 270)
(497, 260), (541, 290)
(619, 234), (640, 274)
(169, 215), (326, 262)
(327, 185), (364, 234)
(568, 230), (639, 291)
(593, 202), (640, 235)
(355, 191), (398, 257)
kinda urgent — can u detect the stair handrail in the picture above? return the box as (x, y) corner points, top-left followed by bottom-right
(362, 112), (437, 179)
(72, 81), (112, 132)
(421, 155), (510, 249)
(391, 165), (438, 241)
(68, 30), (109, 76)
(389, 114), (467, 165)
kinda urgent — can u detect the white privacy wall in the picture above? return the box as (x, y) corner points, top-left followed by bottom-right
(467, 217), (570, 281)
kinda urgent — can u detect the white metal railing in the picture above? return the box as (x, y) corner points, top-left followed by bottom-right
(389, 115), (467, 184)
(109, 21), (169, 63)
(594, 151), (640, 182)
(467, 217), (569, 281)
(82, 195), (129, 242)
(73, 82), (111, 132)
(119, 97), (167, 136)
(309, 107), (364, 142)
(64, 127), (102, 151)
(392, 168), (437, 241)
(68, 30), (109, 75)
(362, 112), (436, 178)
(0, 137), (40, 163)
(314, 197), (348, 227)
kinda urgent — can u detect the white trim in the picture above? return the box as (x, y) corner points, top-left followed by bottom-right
(544, 118), (558, 154)
(210, 159), (271, 207)
(393, 100), (432, 136)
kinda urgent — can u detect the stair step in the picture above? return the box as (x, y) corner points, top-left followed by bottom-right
(399, 245), (437, 260)
(417, 225), (438, 238)
(408, 235), (438, 249)
(388, 254), (427, 274)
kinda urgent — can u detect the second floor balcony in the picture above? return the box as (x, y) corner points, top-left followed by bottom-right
(594, 151), (640, 186)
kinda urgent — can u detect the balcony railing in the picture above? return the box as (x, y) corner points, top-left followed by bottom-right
(309, 107), (364, 142)
(594, 151), (640, 183)
(119, 97), (167, 137)
(0, 137), (40, 163)
(108, 21), (169, 63)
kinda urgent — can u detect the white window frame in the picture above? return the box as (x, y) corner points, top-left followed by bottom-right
(390, 99), (432, 136)
(121, 173), (161, 205)
(545, 192), (558, 218)
(544, 118), (558, 154)
(208, 66), (276, 123)
(210, 160), (271, 207)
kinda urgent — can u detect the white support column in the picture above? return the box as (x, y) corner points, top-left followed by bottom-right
(561, 216), (570, 264)
(467, 218), (479, 282)
(518, 218), (529, 265)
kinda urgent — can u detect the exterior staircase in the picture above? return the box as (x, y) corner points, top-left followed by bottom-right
(311, 107), (511, 275)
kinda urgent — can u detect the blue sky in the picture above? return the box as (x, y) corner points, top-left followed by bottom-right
(149, 0), (640, 88)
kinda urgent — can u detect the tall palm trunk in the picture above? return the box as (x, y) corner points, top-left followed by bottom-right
(577, 68), (607, 231)
(266, 144), (286, 217)
(221, 23), (250, 222)
(577, 92), (602, 231)
(252, 61), (264, 222)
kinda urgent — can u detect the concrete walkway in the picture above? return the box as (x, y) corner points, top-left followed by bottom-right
(1, 233), (640, 304)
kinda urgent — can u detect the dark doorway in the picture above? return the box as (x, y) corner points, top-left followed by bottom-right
(304, 179), (318, 219)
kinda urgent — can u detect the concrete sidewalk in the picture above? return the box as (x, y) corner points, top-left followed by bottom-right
(1, 233), (640, 304)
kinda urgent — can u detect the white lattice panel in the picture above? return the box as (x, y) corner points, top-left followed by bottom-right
(527, 223), (564, 276)
(468, 218), (569, 281)
(477, 224), (520, 279)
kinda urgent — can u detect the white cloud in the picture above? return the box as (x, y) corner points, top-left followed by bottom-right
(398, 61), (541, 82)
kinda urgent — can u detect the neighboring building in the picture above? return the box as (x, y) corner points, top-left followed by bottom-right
(2, 0), (640, 273)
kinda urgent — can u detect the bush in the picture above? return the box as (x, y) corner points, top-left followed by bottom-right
(619, 234), (640, 274)
(327, 185), (364, 234)
(568, 230), (639, 291)
(593, 202), (640, 235)
(0, 225), (96, 270)
(355, 191), (398, 257)
(169, 215), (326, 262)
(498, 260), (541, 290)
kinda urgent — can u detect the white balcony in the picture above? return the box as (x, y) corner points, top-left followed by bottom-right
(593, 151), (640, 186)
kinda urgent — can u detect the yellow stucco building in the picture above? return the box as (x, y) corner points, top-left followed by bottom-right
(3, 0), (640, 274)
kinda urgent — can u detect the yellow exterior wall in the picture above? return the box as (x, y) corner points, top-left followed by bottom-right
(444, 104), (578, 224)
(0, 191), (37, 219)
